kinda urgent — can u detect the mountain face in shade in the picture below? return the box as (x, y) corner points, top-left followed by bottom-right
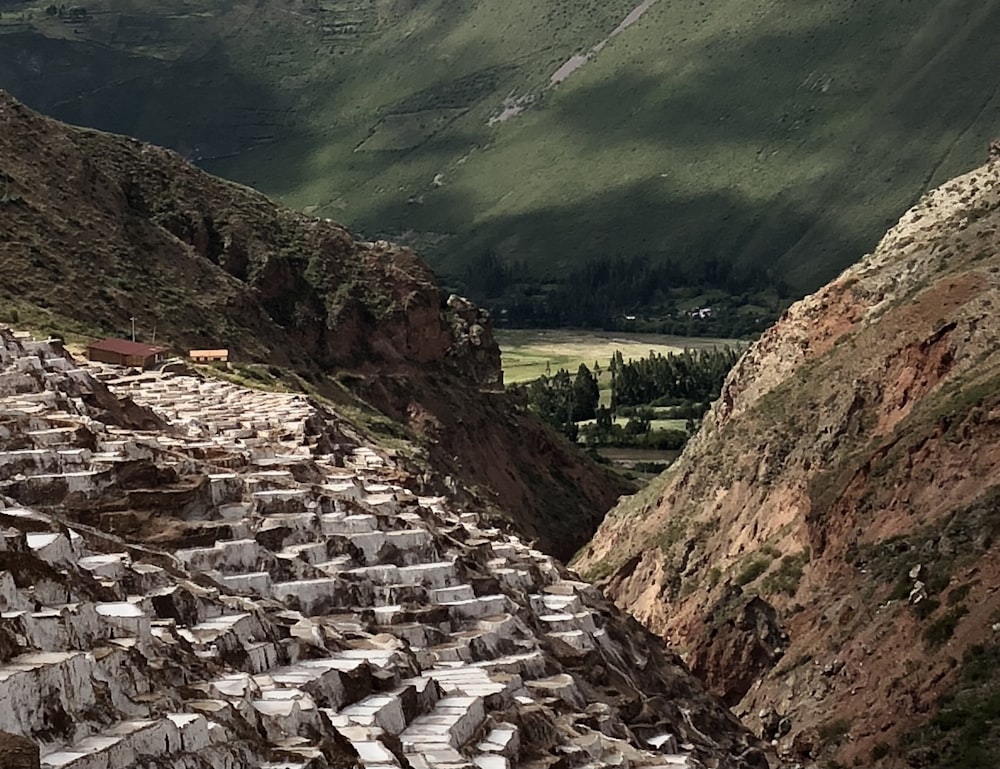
(5, 0), (1000, 317)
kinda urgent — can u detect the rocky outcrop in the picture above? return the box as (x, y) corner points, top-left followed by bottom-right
(574, 159), (1000, 766)
(0, 330), (763, 768)
(0, 90), (475, 377)
(0, 89), (626, 560)
(0, 731), (40, 769)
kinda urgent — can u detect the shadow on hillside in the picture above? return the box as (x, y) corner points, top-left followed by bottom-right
(0, 31), (296, 166)
(0, 31), (165, 111)
(354, 0), (1000, 293)
(359, 173), (861, 295)
(539, 0), (1000, 285)
(9, 0), (1000, 299)
(551, 0), (1000, 150)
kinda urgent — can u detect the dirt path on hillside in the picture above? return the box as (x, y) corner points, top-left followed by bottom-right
(549, 0), (660, 84)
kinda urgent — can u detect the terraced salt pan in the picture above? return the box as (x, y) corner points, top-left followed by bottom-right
(0, 332), (709, 768)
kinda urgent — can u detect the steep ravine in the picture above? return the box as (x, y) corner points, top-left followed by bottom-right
(574, 158), (1000, 767)
(0, 88), (777, 768)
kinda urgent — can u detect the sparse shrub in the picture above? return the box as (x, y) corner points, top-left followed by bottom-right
(925, 568), (951, 594)
(653, 517), (688, 553)
(736, 556), (771, 586)
(818, 717), (851, 743)
(946, 583), (972, 605)
(761, 550), (810, 596)
(870, 742), (891, 762)
(889, 573), (915, 601)
(923, 604), (969, 650)
(903, 643), (1000, 767)
(585, 558), (618, 582)
(913, 597), (940, 620)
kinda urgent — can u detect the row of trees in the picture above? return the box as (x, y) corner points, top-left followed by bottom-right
(578, 406), (689, 450)
(449, 251), (789, 333)
(609, 346), (740, 408)
(518, 347), (739, 444)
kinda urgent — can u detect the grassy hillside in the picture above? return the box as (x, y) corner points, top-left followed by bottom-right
(3, 0), (1000, 322)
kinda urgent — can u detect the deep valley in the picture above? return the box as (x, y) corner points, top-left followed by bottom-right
(2, 2), (1000, 764)
(3, 0), (1000, 324)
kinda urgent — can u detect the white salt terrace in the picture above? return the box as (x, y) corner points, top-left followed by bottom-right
(0, 331), (702, 769)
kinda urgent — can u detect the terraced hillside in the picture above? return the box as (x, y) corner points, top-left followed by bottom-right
(0, 329), (763, 768)
(3, 0), (999, 319)
(0, 88), (634, 564)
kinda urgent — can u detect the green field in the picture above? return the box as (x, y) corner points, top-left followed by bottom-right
(578, 415), (690, 430)
(4, 0), (1000, 310)
(497, 329), (735, 384)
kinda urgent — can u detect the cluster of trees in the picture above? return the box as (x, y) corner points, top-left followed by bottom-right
(45, 4), (88, 20)
(610, 346), (740, 408)
(522, 364), (600, 440)
(517, 347), (740, 448)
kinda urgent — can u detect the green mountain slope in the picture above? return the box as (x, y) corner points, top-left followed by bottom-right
(3, 0), (999, 321)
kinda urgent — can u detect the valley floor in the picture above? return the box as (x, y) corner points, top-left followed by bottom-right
(496, 329), (737, 384)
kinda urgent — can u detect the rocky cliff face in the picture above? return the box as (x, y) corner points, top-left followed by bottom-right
(574, 159), (1000, 767)
(0, 89), (628, 560)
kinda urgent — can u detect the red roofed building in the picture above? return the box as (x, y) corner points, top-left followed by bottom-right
(86, 338), (167, 369)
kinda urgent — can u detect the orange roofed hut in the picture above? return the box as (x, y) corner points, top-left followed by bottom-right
(189, 349), (229, 363)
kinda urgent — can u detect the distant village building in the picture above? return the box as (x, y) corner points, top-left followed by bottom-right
(189, 349), (229, 364)
(86, 338), (167, 369)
